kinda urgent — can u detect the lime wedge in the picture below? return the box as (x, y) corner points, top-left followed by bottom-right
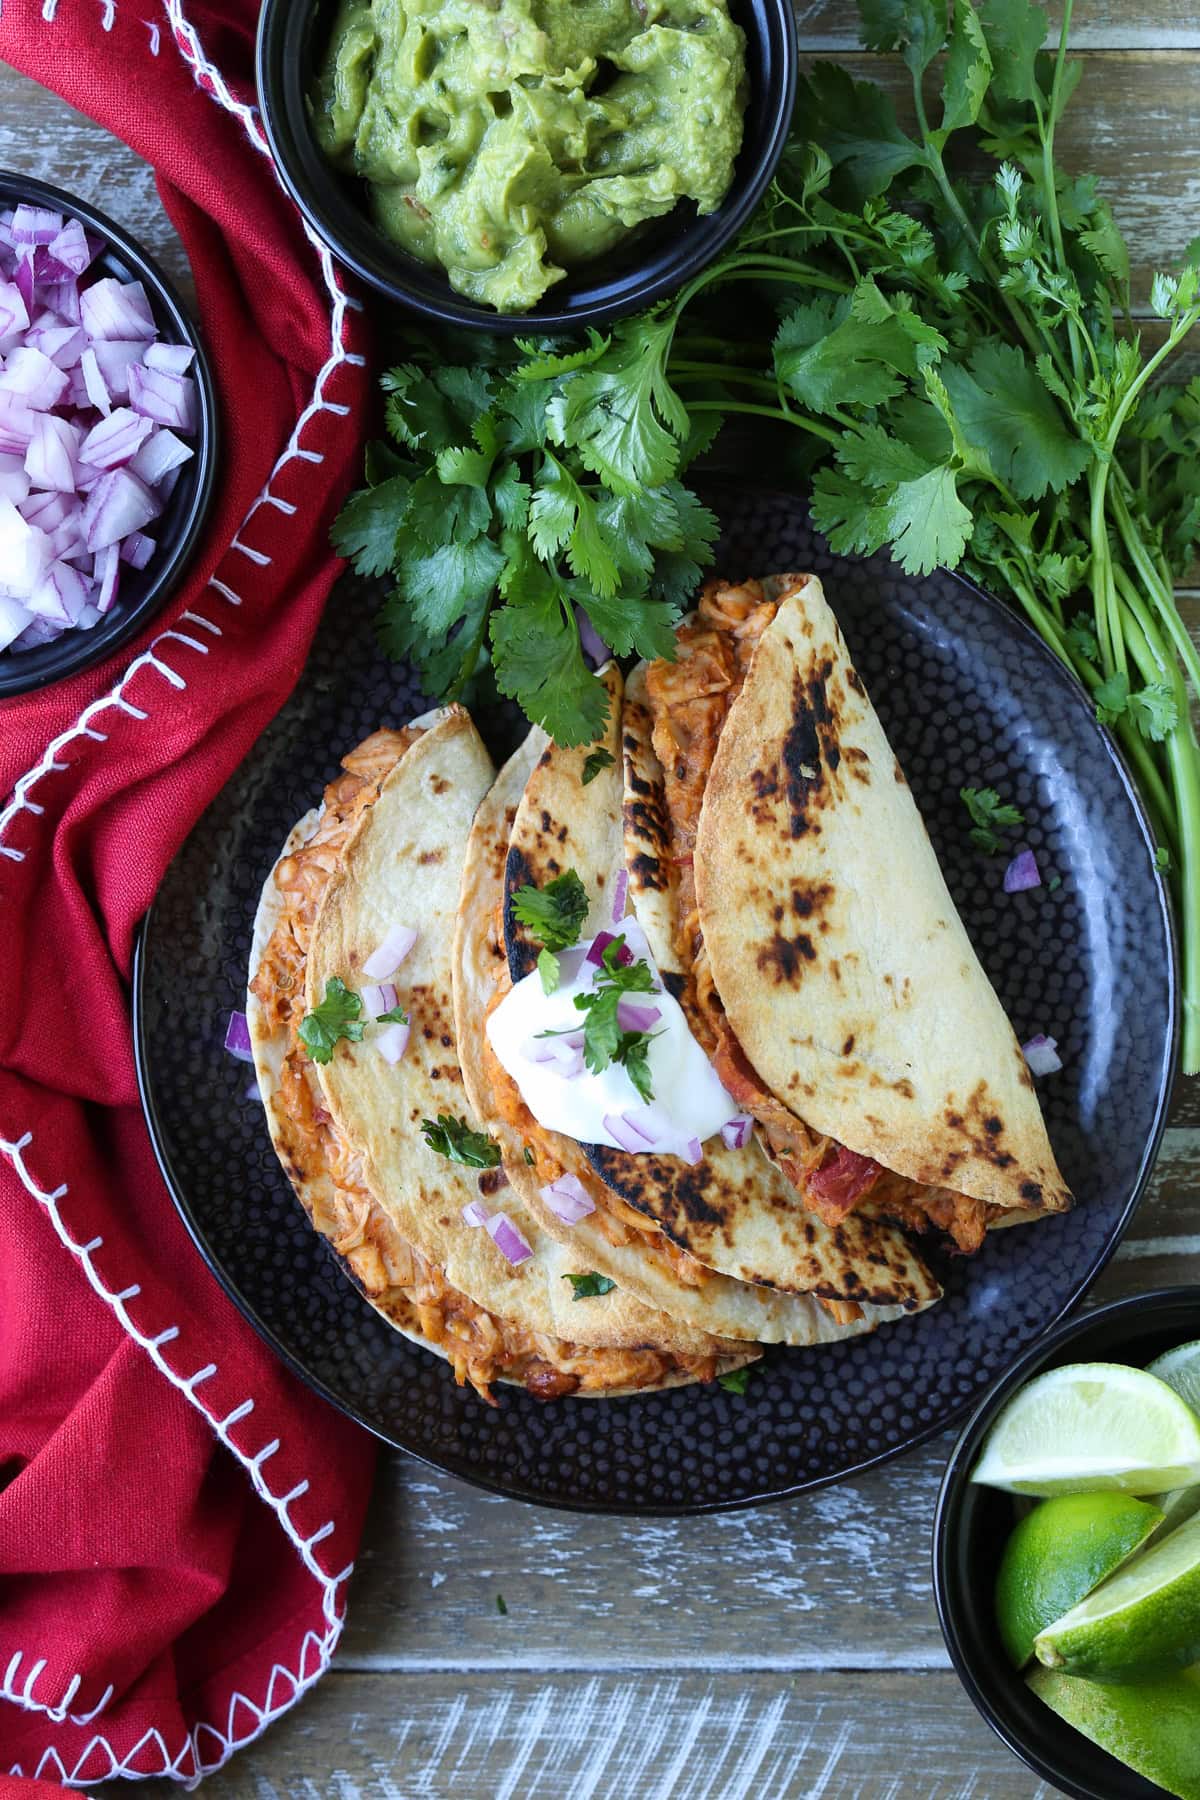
(1146, 1342), (1200, 1539)
(1029, 1665), (1200, 1800)
(1148, 1340), (1200, 1416)
(1034, 1510), (1200, 1679)
(995, 1493), (1163, 1667)
(971, 1363), (1200, 1496)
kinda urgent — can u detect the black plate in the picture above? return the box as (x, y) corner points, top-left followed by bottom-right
(133, 485), (1177, 1514)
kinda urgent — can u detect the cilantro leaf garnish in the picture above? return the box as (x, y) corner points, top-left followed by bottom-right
(718, 1366), (754, 1396)
(960, 785), (1025, 855)
(421, 1115), (501, 1169)
(511, 868), (590, 977)
(581, 747), (615, 786)
(376, 1004), (409, 1024)
(570, 936), (661, 1099)
(299, 978), (365, 1064)
(563, 1272), (618, 1301)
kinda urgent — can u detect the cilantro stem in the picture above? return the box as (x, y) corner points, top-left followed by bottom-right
(692, 399), (841, 445)
(1113, 568), (1200, 1068)
(1089, 464), (1126, 679)
(671, 362), (782, 396)
(1109, 484), (1200, 702)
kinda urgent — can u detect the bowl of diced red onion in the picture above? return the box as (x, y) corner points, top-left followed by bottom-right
(0, 172), (217, 699)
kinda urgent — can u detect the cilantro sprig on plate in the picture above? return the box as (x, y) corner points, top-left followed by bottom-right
(333, 0), (1200, 1071)
(299, 977), (364, 1064)
(961, 785), (1025, 856)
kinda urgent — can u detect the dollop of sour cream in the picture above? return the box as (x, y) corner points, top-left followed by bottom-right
(486, 925), (737, 1156)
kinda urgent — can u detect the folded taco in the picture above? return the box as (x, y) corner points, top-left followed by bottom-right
(473, 664), (942, 1330)
(454, 717), (917, 1345)
(247, 708), (753, 1402)
(655, 572), (1073, 1251)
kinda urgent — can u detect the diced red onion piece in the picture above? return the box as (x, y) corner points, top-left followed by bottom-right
(224, 1010), (254, 1062)
(461, 1199), (490, 1228)
(46, 217), (91, 276)
(617, 1108), (659, 1147)
(19, 487), (70, 531)
(90, 340), (145, 400)
(376, 1019), (411, 1065)
(80, 406), (154, 471)
(484, 1212), (533, 1265)
(0, 466), (29, 505)
(143, 340), (196, 375)
(0, 595), (32, 651)
(28, 560), (88, 626)
(603, 1111), (651, 1154)
(611, 867), (628, 923)
(80, 276), (155, 341)
(80, 348), (111, 417)
(585, 928), (634, 970)
(574, 603), (609, 669)
(362, 981), (399, 1019)
(0, 280), (31, 350)
(119, 531), (156, 570)
(39, 276), (81, 325)
(128, 362), (195, 431)
(10, 206), (62, 246)
(0, 345), (69, 410)
(25, 414), (80, 493)
(616, 999), (660, 1033)
(0, 498), (50, 597)
(559, 1051), (585, 1080)
(681, 1136), (703, 1165)
(721, 1115), (753, 1150)
(541, 1176), (596, 1224)
(130, 427), (193, 487)
(1022, 1034), (1063, 1076)
(1003, 848), (1041, 893)
(363, 924), (417, 980)
(25, 322), (85, 369)
(82, 467), (159, 551)
(94, 543), (120, 615)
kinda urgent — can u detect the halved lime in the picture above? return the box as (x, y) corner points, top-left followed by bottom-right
(1148, 1340), (1200, 1416)
(1146, 1342), (1200, 1539)
(971, 1363), (1200, 1496)
(1029, 1665), (1200, 1800)
(1034, 1510), (1200, 1679)
(995, 1492), (1163, 1667)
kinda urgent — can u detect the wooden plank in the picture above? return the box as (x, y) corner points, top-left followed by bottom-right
(791, 0), (1200, 51)
(99, 1670), (1056, 1799)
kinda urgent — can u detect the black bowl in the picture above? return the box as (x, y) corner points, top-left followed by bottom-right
(256, 0), (797, 333)
(934, 1289), (1200, 1800)
(0, 171), (218, 701)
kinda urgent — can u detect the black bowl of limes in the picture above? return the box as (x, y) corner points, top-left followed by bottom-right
(934, 1290), (1200, 1800)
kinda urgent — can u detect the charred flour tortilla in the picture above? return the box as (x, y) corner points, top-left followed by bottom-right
(455, 730), (909, 1345)
(250, 712), (748, 1400)
(690, 573), (1072, 1227)
(499, 687), (942, 1315)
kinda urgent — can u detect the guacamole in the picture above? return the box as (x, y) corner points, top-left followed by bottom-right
(311, 0), (747, 312)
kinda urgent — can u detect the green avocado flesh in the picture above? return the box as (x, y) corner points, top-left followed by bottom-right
(310, 0), (747, 312)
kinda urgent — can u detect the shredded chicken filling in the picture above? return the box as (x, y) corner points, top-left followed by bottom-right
(645, 579), (991, 1259)
(251, 729), (719, 1400)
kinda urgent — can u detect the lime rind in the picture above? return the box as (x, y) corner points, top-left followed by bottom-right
(1034, 1510), (1200, 1680)
(1029, 1665), (1200, 1800)
(994, 1492), (1164, 1669)
(971, 1362), (1200, 1497)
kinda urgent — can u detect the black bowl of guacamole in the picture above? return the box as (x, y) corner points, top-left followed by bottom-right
(256, 0), (796, 332)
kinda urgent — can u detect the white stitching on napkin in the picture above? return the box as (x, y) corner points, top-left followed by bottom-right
(0, 0), (366, 1782)
(0, 1128), (350, 1787)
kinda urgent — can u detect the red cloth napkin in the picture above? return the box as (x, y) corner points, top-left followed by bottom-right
(0, 0), (380, 1784)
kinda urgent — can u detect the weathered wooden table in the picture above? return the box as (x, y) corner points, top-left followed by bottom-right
(3, 7), (1198, 1793)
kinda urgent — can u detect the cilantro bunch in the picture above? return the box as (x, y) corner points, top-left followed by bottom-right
(334, 0), (1200, 1070)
